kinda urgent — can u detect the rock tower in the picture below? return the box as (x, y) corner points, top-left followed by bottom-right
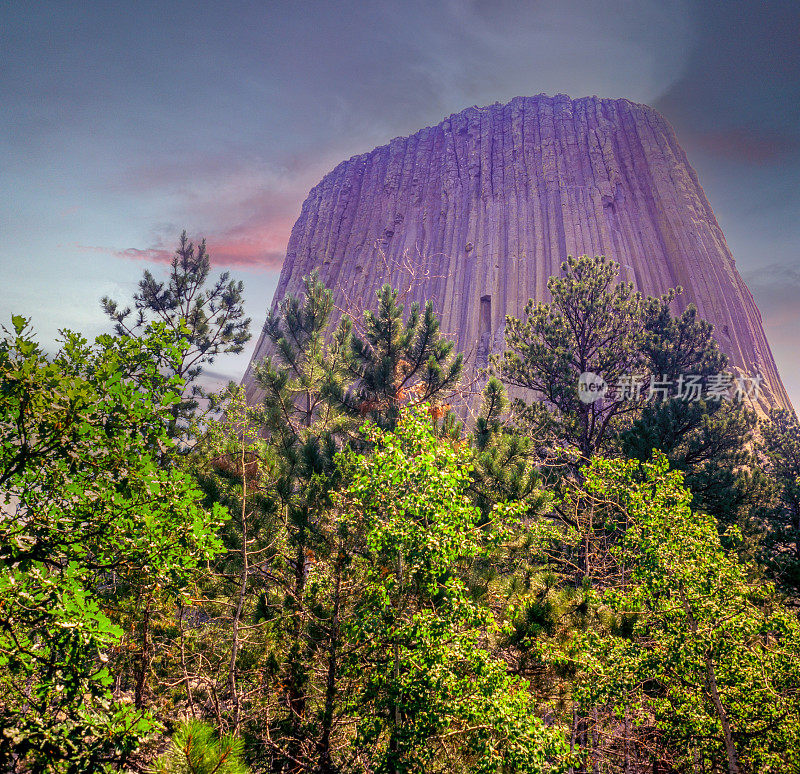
(242, 94), (792, 412)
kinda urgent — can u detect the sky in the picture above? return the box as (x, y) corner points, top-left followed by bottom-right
(1, 0), (799, 405)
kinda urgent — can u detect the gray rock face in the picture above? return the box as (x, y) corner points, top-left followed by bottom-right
(243, 94), (792, 412)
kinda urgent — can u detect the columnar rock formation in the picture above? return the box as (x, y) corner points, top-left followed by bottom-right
(242, 94), (792, 412)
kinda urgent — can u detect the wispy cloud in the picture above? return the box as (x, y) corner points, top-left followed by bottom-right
(745, 264), (800, 328)
(75, 230), (288, 270)
(90, 149), (344, 270)
(62, 0), (695, 276)
(204, 220), (294, 270)
(73, 243), (173, 264)
(689, 127), (800, 163)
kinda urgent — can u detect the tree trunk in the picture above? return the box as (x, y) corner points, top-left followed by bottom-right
(134, 602), (152, 710)
(678, 586), (740, 774)
(389, 548), (403, 774)
(178, 601), (196, 718)
(286, 530), (308, 766)
(704, 651), (740, 774)
(569, 705), (577, 774)
(228, 506), (249, 733)
(318, 552), (342, 774)
(623, 703), (632, 774)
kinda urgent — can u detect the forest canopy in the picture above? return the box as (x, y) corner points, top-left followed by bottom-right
(2, 243), (800, 774)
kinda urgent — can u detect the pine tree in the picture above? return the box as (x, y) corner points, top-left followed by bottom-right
(759, 408), (800, 597)
(498, 255), (764, 528)
(497, 254), (649, 463)
(470, 377), (551, 521)
(330, 284), (463, 429)
(621, 295), (764, 529)
(154, 720), (249, 774)
(250, 271), (353, 769)
(102, 231), (251, 437)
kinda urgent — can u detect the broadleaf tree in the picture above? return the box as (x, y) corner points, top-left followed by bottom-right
(334, 410), (570, 773)
(0, 316), (228, 773)
(568, 454), (800, 773)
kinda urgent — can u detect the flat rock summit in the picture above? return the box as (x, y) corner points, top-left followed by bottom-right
(243, 94), (792, 412)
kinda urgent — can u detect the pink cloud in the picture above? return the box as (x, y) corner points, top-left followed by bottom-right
(73, 243), (173, 263)
(73, 210), (295, 270)
(204, 215), (296, 269)
(90, 143), (354, 272)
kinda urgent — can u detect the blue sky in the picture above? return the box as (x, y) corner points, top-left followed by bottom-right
(1, 1), (798, 405)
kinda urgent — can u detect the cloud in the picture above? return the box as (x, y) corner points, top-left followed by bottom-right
(688, 127), (800, 163)
(745, 264), (800, 328)
(93, 148), (346, 271)
(744, 263), (800, 410)
(204, 218), (293, 270)
(75, 228), (288, 270)
(119, 201), (298, 271)
(387, 0), (694, 111)
(73, 243), (173, 264)
(63, 0), (696, 280)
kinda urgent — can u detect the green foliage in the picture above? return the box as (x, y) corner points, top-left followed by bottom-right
(332, 284), (463, 428)
(5, 248), (796, 774)
(621, 395), (763, 528)
(335, 411), (569, 773)
(470, 377), (552, 520)
(759, 407), (800, 596)
(154, 720), (249, 774)
(102, 231), (251, 435)
(255, 270), (351, 442)
(182, 386), (284, 739)
(570, 454), (800, 773)
(250, 272), (355, 761)
(0, 316), (227, 772)
(498, 254), (764, 549)
(497, 254), (650, 461)
(497, 255), (744, 460)
(621, 296), (762, 527)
